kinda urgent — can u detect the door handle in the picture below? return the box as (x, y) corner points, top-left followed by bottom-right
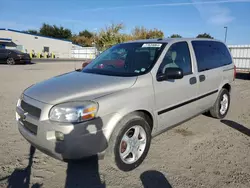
(199, 75), (206, 82)
(189, 77), (197, 85)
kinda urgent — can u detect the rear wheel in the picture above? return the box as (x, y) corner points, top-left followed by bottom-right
(210, 88), (230, 119)
(106, 112), (151, 171)
(6, 57), (15, 65)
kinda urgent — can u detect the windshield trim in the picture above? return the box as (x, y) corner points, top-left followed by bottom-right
(82, 42), (167, 77)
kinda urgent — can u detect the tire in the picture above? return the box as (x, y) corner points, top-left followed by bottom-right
(6, 57), (15, 65)
(210, 88), (230, 119)
(105, 112), (152, 171)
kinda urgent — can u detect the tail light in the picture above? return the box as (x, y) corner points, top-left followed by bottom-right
(234, 65), (236, 80)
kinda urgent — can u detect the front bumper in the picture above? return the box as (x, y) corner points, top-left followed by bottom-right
(16, 96), (109, 160)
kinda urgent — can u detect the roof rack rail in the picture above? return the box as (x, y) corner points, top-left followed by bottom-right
(157, 38), (163, 41)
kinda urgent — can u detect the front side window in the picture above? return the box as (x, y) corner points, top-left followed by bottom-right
(82, 42), (166, 76)
(158, 42), (192, 75)
(192, 41), (232, 72)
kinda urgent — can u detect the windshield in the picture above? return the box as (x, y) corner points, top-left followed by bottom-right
(82, 42), (166, 76)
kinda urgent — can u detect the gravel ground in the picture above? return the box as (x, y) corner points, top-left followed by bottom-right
(0, 63), (249, 188)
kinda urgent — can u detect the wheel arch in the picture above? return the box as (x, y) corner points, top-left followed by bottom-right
(105, 109), (156, 143)
(135, 110), (154, 131)
(219, 81), (232, 94)
(222, 83), (231, 93)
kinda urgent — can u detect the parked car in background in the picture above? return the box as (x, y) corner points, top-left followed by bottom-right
(0, 49), (31, 65)
(82, 60), (91, 68)
(16, 38), (234, 171)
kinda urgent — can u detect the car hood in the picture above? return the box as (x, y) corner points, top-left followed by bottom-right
(24, 71), (137, 104)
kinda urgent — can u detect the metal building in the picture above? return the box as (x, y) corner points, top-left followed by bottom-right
(0, 28), (73, 58)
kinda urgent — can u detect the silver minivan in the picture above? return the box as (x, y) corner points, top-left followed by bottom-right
(16, 38), (234, 171)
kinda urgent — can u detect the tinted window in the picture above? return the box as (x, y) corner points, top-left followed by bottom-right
(192, 41), (232, 72)
(158, 42), (192, 75)
(83, 42), (166, 77)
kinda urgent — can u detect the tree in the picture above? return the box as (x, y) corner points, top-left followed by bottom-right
(79, 30), (93, 38)
(146, 29), (164, 39)
(24, 23), (167, 49)
(170, 34), (182, 38)
(132, 26), (148, 39)
(131, 26), (164, 40)
(23, 29), (39, 34)
(39, 23), (72, 39)
(196, 33), (213, 39)
(71, 35), (93, 47)
(97, 23), (125, 50)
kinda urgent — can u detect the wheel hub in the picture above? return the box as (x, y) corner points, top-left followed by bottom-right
(119, 125), (147, 164)
(220, 94), (229, 115)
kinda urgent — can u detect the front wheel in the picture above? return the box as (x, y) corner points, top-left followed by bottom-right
(106, 112), (152, 171)
(6, 57), (15, 65)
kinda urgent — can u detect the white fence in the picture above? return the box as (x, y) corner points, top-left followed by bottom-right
(228, 45), (250, 71)
(71, 47), (98, 59)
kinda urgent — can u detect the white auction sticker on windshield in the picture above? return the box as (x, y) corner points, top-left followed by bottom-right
(142, 43), (162, 48)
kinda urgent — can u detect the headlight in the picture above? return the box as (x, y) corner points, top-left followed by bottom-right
(17, 98), (21, 107)
(49, 101), (98, 123)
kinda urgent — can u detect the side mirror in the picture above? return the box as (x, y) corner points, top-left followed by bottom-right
(157, 67), (184, 81)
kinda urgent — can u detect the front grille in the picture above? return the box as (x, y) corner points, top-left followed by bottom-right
(21, 120), (37, 135)
(21, 100), (41, 118)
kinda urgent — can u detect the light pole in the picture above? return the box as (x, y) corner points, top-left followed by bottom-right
(93, 28), (98, 57)
(224, 26), (228, 43)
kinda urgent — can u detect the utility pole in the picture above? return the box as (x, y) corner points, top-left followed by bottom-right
(224, 26), (228, 43)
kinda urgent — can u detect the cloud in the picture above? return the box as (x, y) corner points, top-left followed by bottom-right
(191, 0), (240, 25)
(80, 0), (250, 12)
(208, 6), (235, 25)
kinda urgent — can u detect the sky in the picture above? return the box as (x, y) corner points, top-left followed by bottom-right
(0, 0), (250, 44)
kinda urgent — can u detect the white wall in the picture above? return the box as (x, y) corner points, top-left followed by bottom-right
(0, 29), (72, 58)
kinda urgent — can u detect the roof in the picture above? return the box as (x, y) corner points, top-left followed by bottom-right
(124, 38), (223, 44)
(0, 28), (72, 42)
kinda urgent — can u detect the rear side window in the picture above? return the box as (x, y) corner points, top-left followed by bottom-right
(192, 41), (232, 72)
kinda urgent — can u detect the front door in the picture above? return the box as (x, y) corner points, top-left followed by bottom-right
(153, 41), (199, 130)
